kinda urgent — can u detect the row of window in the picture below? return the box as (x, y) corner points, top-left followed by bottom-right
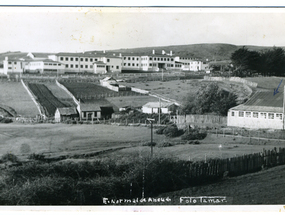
(66, 64), (92, 69)
(232, 111), (283, 120)
(60, 57), (110, 63)
(123, 57), (174, 62)
(44, 63), (61, 66)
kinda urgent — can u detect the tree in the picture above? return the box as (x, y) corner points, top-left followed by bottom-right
(181, 83), (237, 116)
(231, 47), (260, 77)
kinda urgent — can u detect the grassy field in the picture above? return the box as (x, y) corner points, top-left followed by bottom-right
(122, 79), (251, 103)
(0, 81), (39, 117)
(0, 122), (281, 162)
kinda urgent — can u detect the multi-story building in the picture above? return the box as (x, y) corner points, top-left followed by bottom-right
(51, 52), (122, 73)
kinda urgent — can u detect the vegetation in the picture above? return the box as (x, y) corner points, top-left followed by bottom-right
(0, 117), (13, 123)
(155, 124), (184, 137)
(231, 46), (285, 77)
(181, 127), (207, 141)
(27, 83), (68, 116)
(181, 83), (237, 116)
(0, 154), (225, 205)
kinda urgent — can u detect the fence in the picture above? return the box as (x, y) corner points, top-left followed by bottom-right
(172, 114), (227, 129)
(184, 147), (285, 181)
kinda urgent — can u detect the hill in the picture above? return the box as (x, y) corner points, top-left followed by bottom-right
(103, 43), (276, 61)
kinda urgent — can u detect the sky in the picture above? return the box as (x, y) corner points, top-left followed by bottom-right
(1, 7), (285, 53)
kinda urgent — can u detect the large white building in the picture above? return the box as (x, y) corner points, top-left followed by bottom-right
(227, 91), (284, 129)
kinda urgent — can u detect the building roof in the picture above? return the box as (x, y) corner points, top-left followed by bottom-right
(79, 103), (102, 111)
(102, 76), (117, 81)
(230, 91), (284, 113)
(56, 52), (122, 58)
(143, 102), (176, 108)
(57, 107), (77, 115)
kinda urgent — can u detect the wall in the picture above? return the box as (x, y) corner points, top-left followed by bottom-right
(227, 110), (283, 129)
(204, 76), (258, 88)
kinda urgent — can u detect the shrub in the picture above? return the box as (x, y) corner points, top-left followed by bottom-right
(142, 142), (157, 147)
(158, 142), (173, 147)
(155, 127), (165, 135)
(163, 124), (184, 138)
(0, 118), (13, 123)
(181, 128), (207, 141)
(1, 153), (19, 163)
(28, 153), (46, 161)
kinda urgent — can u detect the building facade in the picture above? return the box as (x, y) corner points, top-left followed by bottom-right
(227, 91), (284, 129)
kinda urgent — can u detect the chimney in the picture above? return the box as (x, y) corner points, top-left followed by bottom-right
(119, 53), (122, 57)
(5, 57), (8, 61)
(152, 50), (155, 55)
(162, 50), (165, 55)
(103, 50), (105, 54)
(170, 51), (173, 56)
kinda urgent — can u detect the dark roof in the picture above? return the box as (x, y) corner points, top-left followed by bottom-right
(56, 52), (121, 58)
(57, 107), (77, 115)
(230, 91), (284, 113)
(244, 91), (283, 107)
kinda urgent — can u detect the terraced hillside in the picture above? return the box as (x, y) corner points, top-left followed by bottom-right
(27, 83), (68, 117)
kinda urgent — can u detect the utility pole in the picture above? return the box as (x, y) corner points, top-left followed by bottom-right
(158, 97), (161, 125)
(147, 118), (155, 158)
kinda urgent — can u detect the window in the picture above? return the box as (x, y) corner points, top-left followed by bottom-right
(116, 66), (119, 69)
(85, 65), (88, 68)
(107, 59), (110, 62)
(150, 57), (152, 60)
(70, 58), (73, 61)
(90, 65), (93, 69)
(246, 112), (251, 117)
(95, 58), (98, 61)
(80, 58), (83, 61)
(231, 111), (235, 117)
(136, 64), (139, 66)
(70, 64), (73, 68)
(128, 57), (130, 60)
(171, 59), (174, 61)
(157, 58), (160, 61)
(65, 57), (68, 61)
(260, 113), (267, 119)
(268, 113), (274, 119)
(137, 58), (139, 61)
(85, 58), (88, 62)
(132, 57), (135, 60)
(132, 63), (135, 66)
(8, 62), (11, 64)
(128, 63), (130, 66)
(65, 64), (69, 68)
(75, 65), (78, 68)
(150, 63), (152, 66)
(75, 58), (78, 61)
(124, 63), (126, 66)
(124, 57), (126, 60)
(253, 112), (258, 118)
(154, 58), (156, 61)
(239, 111), (244, 117)
(90, 58), (93, 62)
(276, 113), (283, 120)
(80, 65), (83, 68)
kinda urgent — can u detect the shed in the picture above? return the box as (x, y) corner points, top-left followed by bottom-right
(142, 102), (178, 114)
(54, 107), (78, 122)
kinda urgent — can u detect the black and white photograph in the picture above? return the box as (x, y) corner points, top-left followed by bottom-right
(0, 4), (285, 213)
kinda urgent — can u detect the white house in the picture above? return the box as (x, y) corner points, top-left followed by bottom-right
(142, 102), (178, 114)
(93, 61), (107, 74)
(24, 59), (65, 74)
(227, 91), (284, 129)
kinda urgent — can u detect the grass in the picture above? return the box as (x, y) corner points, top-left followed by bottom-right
(122, 79), (251, 103)
(159, 164), (285, 205)
(0, 81), (39, 117)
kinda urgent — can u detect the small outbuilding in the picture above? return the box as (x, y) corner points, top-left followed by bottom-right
(142, 102), (178, 114)
(54, 107), (78, 122)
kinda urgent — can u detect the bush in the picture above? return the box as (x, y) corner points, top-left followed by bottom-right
(28, 153), (46, 161)
(0, 118), (13, 123)
(155, 127), (165, 135)
(158, 142), (173, 147)
(142, 142), (157, 147)
(163, 124), (184, 138)
(1, 153), (19, 163)
(181, 128), (207, 141)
